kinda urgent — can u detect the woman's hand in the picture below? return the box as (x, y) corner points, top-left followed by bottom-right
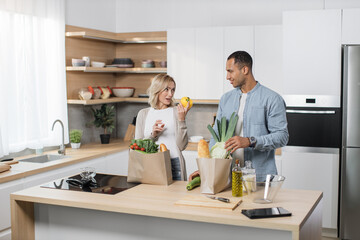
(188, 170), (200, 182)
(177, 102), (189, 121)
(152, 120), (165, 138)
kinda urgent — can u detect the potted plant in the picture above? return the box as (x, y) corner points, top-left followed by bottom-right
(91, 104), (115, 144)
(69, 129), (83, 149)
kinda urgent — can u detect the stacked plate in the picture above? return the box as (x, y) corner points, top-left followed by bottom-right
(107, 58), (134, 68)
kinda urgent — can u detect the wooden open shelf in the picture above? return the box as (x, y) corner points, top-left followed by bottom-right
(65, 25), (167, 104)
(66, 67), (167, 73)
(66, 30), (167, 43)
(67, 98), (220, 106)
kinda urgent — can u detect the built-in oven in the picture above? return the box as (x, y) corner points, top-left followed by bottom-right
(283, 95), (341, 153)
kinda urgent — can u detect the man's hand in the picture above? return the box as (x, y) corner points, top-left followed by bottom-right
(188, 170), (199, 182)
(225, 136), (251, 153)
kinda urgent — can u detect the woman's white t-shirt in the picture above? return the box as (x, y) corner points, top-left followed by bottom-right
(232, 93), (247, 162)
(144, 107), (179, 158)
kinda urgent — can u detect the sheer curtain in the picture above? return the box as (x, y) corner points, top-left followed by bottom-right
(0, 0), (68, 157)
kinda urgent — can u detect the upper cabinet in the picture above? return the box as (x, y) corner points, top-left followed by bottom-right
(223, 26), (254, 94)
(194, 27), (224, 100)
(167, 28), (196, 100)
(283, 10), (342, 97)
(65, 25), (167, 105)
(168, 25), (282, 100)
(342, 8), (360, 44)
(168, 27), (223, 100)
(254, 25), (283, 95)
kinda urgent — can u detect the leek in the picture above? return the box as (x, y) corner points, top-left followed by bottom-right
(207, 112), (238, 159)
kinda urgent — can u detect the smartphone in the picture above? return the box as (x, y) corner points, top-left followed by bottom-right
(241, 207), (292, 219)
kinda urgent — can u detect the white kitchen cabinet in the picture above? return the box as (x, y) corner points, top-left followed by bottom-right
(275, 155), (282, 175)
(223, 26), (254, 94)
(168, 27), (223, 100)
(283, 9), (342, 96)
(254, 25), (283, 95)
(281, 151), (339, 229)
(0, 179), (24, 234)
(342, 8), (360, 44)
(105, 151), (129, 176)
(169, 25), (281, 99)
(0, 152), (123, 239)
(194, 27), (224, 100)
(167, 28), (196, 100)
(182, 151), (198, 179)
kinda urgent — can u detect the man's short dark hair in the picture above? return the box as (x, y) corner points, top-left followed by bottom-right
(227, 51), (253, 70)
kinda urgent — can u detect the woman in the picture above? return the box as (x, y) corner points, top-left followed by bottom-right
(135, 74), (189, 181)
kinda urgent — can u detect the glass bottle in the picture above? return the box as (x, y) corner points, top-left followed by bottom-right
(232, 159), (243, 197)
(242, 160), (256, 192)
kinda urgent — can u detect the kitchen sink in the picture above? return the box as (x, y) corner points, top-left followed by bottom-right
(19, 154), (70, 163)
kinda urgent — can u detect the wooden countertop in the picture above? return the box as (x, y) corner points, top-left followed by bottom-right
(11, 181), (322, 232)
(0, 139), (131, 184)
(0, 140), (281, 184)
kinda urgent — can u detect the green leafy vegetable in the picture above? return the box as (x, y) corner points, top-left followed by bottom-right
(207, 112), (238, 159)
(131, 139), (159, 153)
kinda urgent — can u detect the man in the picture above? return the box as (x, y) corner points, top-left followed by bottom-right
(189, 51), (288, 180)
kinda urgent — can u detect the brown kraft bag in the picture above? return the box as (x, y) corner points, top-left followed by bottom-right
(127, 149), (173, 185)
(196, 157), (232, 194)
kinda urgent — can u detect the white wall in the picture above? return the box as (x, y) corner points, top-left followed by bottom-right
(65, 0), (117, 32)
(64, 0), (360, 33)
(115, 0), (360, 32)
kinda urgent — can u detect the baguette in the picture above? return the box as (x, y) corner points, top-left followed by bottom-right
(198, 139), (210, 158)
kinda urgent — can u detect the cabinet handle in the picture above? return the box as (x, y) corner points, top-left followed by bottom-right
(286, 110), (336, 114)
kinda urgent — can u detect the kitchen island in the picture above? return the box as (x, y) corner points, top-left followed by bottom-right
(11, 180), (322, 240)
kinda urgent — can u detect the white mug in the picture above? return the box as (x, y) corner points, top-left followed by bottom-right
(82, 56), (90, 67)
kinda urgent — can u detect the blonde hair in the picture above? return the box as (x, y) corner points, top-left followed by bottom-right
(147, 74), (176, 108)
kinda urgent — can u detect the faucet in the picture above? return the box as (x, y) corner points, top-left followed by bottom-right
(52, 119), (65, 155)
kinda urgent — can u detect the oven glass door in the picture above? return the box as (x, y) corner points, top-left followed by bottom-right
(286, 107), (341, 148)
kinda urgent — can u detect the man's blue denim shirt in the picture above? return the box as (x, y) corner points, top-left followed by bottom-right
(209, 82), (289, 176)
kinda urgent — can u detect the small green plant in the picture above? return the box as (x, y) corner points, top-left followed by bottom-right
(91, 104), (115, 134)
(69, 129), (83, 143)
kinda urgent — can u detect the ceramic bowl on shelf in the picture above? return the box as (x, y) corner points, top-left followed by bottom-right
(189, 136), (204, 143)
(112, 87), (135, 97)
(88, 86), (102, 99)
(78, 88), (92, 100)
(91, 61), (106, 68)
(159, 60), (167, 68)
(141, 60), (155, 68)
(72, 58), (86, 67)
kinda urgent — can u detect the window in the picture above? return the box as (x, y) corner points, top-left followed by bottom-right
(0, 0), (67, 157)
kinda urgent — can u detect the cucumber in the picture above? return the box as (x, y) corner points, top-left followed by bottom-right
(186, 176), (201, 190)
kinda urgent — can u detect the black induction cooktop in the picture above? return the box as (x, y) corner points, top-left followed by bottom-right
(40, 173), (138, 195)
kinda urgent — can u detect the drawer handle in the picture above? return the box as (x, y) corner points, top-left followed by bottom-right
(286, 110), (336, 114)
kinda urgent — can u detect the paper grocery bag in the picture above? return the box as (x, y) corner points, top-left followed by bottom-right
(127, 149), (173, 185)
(196, 157), (232, 194)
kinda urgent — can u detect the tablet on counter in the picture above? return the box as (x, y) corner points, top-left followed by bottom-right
(241, 207), (292, 219)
